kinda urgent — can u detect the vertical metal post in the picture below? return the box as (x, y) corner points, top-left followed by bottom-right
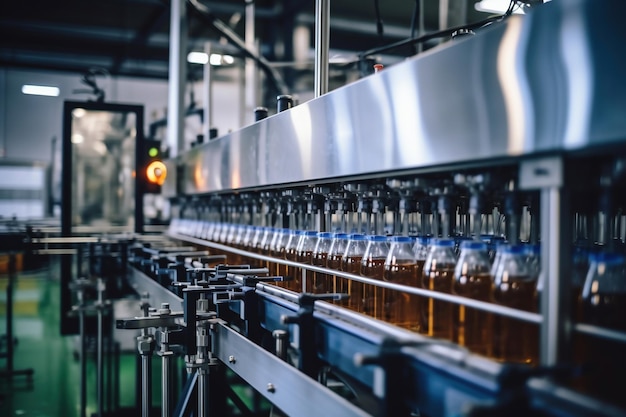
(96, 279), (105, 417)
(141, 354), (152, 417)
(160, 328), (172, 417)
(167, 0), (187, 157)
(198, 369), (208, 417)
(77, 287), (87, 417)
(245, 1), (257, 123)
(520, 157), (570, 367)
(203, 42), (213, 142)
(540, 186), (571, 366)
(314, 0), (330, 98)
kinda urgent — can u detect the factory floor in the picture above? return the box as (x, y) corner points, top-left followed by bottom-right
(0, 258), (138, 417)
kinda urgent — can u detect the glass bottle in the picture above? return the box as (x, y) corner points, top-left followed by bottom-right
(360, 235), (389, 318)
(383, 236), (421, 331)
(211, 222), (223, 242)
(273, 228), (291, 287)
(250, 226), (265, 254)
(225, 224), (242, 265)
(296, 231), (319, 292)
(421, 238), (457, 340)
(327, 233), (349, 298)
(219, 222), (230, 244)
(413, 236), (431, 273)
(578, 252), (626, 406)
(571, 244), (591, 322)
(260, 227), (276, 273)
(311, 232), (334, 294)
(492, 244), (538, 365)
(285, 230), (303, 292)
(582, 252), (626, 329)
(453, 241), (493, 357)
(340, 234), (367, 312)
(240, 225), (256, 266)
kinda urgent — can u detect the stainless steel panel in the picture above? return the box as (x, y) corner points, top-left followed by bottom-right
(213, 321), (372, 417)
(177, 0), (626, 195)
(126, 267), (184, 311)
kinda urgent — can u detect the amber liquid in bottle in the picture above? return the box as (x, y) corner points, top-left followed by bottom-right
(421, 266), (455, 340)
(453, 272), (493, 357)
(311, 251), (331, 294)
(342, 256), (363, 311)
(361, 258), (385, 318)
(297, 250), (313, 292)
(383, 263), (421, 331)
(285, 245), (300, 292)
(269, 247), (284, 285)
(493, 278), (538, 365)
(327, 252), (343, 304)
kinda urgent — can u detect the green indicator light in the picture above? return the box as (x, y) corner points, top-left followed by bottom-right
(148, 147), (159, 158)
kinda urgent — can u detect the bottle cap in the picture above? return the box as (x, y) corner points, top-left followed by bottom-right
(390, 236), (412, 243)
(304, 230), (319, 236)
(415, 236), (432, 246)
(348, 233), (367, 241)
(368, 235), (388, 242)
(502, 244), (525, 254)
(588, 252), (625, 265)
(317, 232), (334, 239)
(460, 241), (487, 251)
(432, 238), (455, 247)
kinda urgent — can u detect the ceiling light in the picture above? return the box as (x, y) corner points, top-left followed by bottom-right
(209, 54), (223, 66)
(475, 0), (526, 14)
(71, 134), (84, 144)
(187, 51), (209, 64)
(22, 84), (60, 97)
(187, 52), (235, 66)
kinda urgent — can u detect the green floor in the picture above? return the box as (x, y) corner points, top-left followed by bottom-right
(0, 259), (272, 417)
(0, 261), (142, 417)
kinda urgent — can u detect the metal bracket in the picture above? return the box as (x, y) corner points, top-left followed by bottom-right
(519, 156), (563, 190)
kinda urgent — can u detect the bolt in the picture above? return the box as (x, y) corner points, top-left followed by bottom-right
(228, 355), (236, 364)
(266, 383), (275, 393)
(158, 303), (171, 316)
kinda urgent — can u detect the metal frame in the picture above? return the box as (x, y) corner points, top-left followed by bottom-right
(61, 100), (144, 335)
(170, 1), (626, 196)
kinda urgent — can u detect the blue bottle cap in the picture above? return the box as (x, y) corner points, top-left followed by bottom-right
(318, 232), (334, 239)
(390, 236), (412, 243)
(502, 244), (525, 254)
(432, 238), (455, 247)
(460, 240), (487, 251)
(368, 235), (388, 242)
(588, 252), (625, 265)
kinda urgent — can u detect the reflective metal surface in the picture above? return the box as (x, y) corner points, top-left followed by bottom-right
(177, 0), (626, 195)
(213, 321), (374, 417)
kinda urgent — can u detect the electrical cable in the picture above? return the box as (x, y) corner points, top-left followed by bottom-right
(409, 0), (420, 55)
(187, 0), (289, 96)
(373, 0), (384, 40)
(359, 0), (517, 60)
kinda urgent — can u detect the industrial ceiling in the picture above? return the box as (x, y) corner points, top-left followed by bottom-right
(0, 0), (512, 82)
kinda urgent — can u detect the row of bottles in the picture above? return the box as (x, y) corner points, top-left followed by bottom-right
(170, 219), (624, 355)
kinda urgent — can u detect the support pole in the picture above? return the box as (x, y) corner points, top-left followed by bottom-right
(314, 0), (330, 97)
(167, 0), (187, 156)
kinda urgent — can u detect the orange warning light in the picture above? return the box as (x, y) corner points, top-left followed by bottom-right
(146, 160), (167, 185)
